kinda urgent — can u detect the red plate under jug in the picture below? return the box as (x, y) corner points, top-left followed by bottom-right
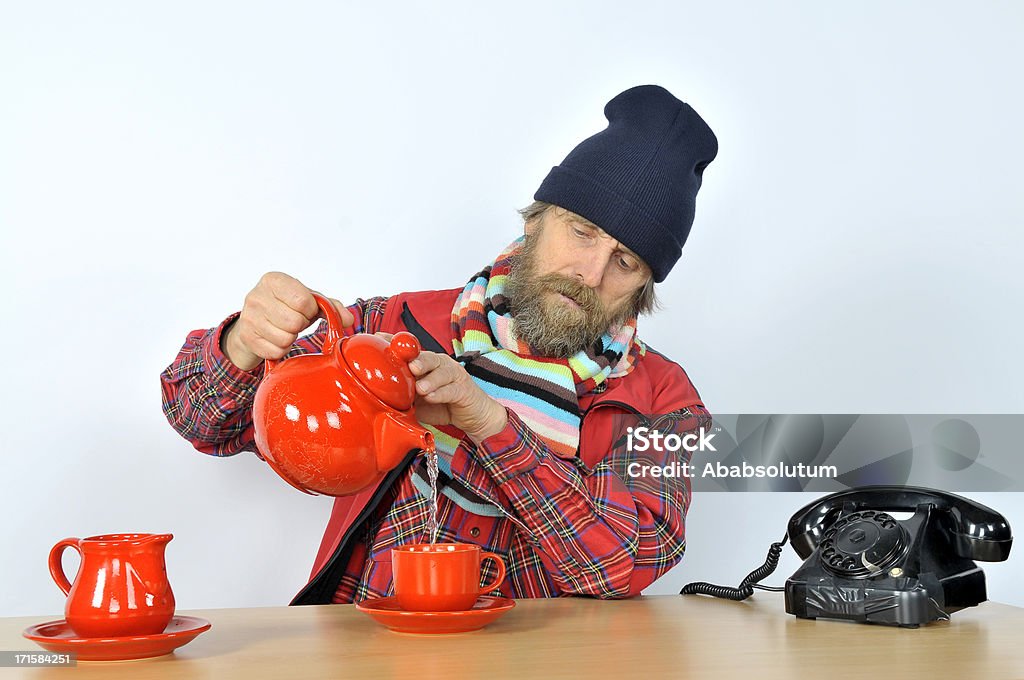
(252, 293), (434, 496)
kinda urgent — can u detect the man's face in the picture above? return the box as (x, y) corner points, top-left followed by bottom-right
(504, 206), (652, 358)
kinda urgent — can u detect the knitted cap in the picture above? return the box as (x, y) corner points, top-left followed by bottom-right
(534, 85), (718, 282)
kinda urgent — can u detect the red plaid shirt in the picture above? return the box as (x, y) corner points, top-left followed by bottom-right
(160, 294), (710, 602)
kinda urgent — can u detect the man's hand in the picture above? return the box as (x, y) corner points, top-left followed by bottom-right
(408, 351), (508, 444)
(222, 272), (354, 371)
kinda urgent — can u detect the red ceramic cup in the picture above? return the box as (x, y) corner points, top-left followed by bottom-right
(391, 543), (506, 612)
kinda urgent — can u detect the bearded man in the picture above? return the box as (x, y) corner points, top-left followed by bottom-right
(160, 84), (718, 604)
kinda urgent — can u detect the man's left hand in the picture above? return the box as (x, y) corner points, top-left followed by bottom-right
(407, 351), (508, 443)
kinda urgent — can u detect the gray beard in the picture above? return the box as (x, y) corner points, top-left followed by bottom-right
(504, 246), (632, 358)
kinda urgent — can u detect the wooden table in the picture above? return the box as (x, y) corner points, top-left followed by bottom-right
(3, 593), (1023, 679)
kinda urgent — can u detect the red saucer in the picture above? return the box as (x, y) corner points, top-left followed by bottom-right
(23, 615), (211, 661)
(356, 595), (515, 634)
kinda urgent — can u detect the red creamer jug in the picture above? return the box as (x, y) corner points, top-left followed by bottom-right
(49, 533), (175, 638)
(252, 293), (434, 496)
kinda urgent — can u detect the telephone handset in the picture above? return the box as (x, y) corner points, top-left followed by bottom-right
(788, 486), (1012, 564)
(682, 485), (1013, 627)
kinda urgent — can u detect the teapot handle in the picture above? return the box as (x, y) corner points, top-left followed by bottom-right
(265, 291), (345, 372)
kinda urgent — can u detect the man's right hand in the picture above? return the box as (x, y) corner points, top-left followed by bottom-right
(221, 272), (354, 371)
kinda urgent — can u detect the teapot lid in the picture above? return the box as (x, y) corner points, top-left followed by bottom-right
(340, 332), (421, 411)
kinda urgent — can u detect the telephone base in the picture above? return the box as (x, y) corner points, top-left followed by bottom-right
(784, 575), (969, 627)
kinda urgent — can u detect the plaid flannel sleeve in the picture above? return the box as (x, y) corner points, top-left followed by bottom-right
(472, 405), (712, 599)
(159, 297), (389, 457)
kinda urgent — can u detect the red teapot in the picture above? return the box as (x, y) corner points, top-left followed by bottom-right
(252, 293), (434, 496)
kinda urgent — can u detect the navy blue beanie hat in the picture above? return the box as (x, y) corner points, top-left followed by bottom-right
(534, 85), (718, 282)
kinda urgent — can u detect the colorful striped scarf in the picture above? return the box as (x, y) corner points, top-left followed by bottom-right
(412, 237), (643, 516)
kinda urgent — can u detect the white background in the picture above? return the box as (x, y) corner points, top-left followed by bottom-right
(1, 1), (1021, 617)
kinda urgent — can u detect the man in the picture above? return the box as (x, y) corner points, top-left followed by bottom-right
(160, 84), (718, 605)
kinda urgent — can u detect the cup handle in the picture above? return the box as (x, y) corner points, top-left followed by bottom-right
(478, 552), (506, 594)
(48, 538), (81, 596)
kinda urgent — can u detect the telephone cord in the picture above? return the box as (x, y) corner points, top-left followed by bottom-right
(679, 534), (788, 601)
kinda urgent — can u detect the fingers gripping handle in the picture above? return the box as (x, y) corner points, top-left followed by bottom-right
(264, 292), (344, 372)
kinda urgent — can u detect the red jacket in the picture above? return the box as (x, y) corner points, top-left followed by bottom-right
(290, 287), (710, 604)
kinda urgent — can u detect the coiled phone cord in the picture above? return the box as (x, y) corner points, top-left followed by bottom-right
(679, 533), (789, 601)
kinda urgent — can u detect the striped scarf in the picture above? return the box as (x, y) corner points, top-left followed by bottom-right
(412, 237), (643, 515)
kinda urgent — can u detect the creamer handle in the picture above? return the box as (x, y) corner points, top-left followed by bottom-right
(48, 538), (81, 596)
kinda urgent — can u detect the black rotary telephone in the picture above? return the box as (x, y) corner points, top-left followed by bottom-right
(681, 486), (1013, 627)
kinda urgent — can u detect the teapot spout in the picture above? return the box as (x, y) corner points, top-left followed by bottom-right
(373, 411), (435, 472)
